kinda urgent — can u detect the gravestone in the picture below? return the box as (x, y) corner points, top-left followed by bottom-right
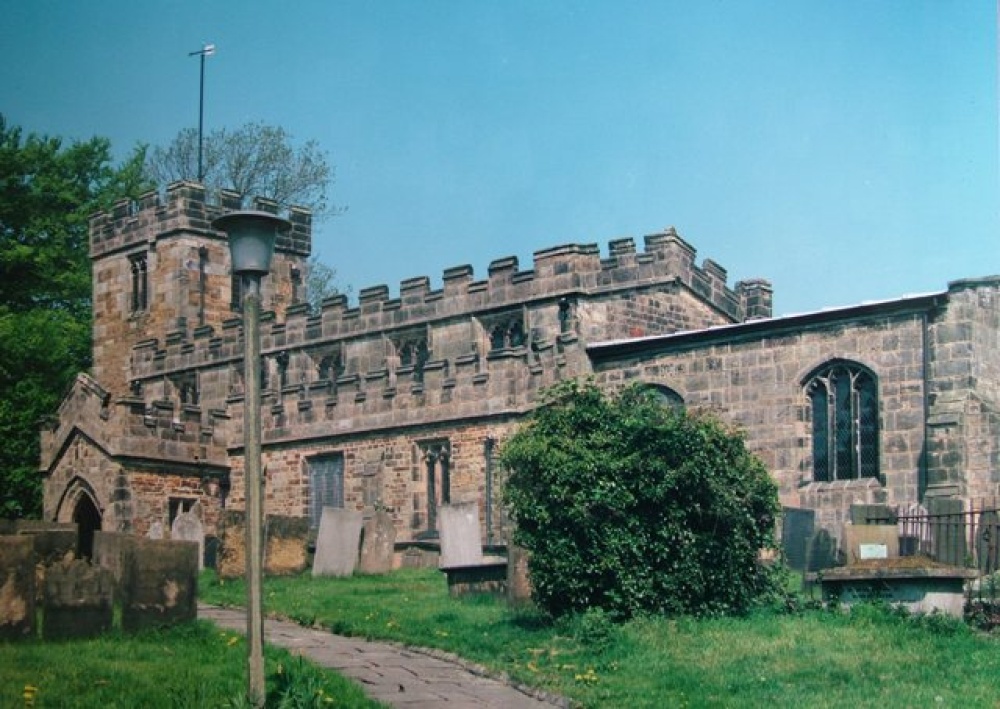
(92, 531), (129, 594)
(265, 515), (310, 576)
(975, 510), (1000, 575)
(218, 511), (310, 579)
(313, 508), (363, 577)
(358, 510), (396, 574)
(849, 504), (896, 525)
(841, 524), (899, 564)
(171, 502), (205, 570)
(0, 535), (35, 640)
(16, 522), (78, 564)
(506, 542), (533, 604)
(806, 529), (838, 572)
(927, 497), (967, 566)
(781, 507), (815, 571)
(121, 537), (198, 632)
(438, 502), (483, 569)
(42, 558), (114, 640)
(147, 521), (164, 540)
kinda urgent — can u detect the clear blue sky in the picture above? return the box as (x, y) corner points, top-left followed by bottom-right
(2, 1), (997, 316)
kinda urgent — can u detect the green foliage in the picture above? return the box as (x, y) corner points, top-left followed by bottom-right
(0, 115), (147, 517)
(499, 379), (783, 619)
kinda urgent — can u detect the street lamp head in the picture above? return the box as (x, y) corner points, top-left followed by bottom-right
(203, 43), (216, 55)
(212, 210), (291, 276)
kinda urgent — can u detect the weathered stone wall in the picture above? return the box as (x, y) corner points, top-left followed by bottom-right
(225, 418), (519, 544)
(593, 305), (934, 532)
(925, 277), (1000, 499)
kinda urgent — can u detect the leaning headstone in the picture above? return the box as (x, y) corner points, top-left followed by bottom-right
(313, 508), (363, 577)
(438, 502), (483, 569)
(358, 510), (396, 574)
(781, 507), (815, 571)
(42, 558), (114, 640)
(121, 537), (198, 632)
(0, 535), (35, 640)
(927, 497), (967, 566)
(171, 503), (205, 571)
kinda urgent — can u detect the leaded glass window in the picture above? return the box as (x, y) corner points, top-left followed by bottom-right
(805, 362), (879, 482)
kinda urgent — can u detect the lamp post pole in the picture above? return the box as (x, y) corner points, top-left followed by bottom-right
(188, 43), (215, 182)
(212, 210), (290, 707)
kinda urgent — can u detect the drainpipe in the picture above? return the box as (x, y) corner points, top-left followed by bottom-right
(484, 437), (496, 546)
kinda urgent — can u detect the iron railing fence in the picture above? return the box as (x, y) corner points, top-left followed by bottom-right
(863, 497), (1000, 576)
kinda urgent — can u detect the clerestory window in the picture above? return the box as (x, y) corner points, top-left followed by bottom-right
(805, 361), (879, 482)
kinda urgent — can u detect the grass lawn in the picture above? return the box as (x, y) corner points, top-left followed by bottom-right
(201, 568), (1000, 708)
(0, 620), (383, 708)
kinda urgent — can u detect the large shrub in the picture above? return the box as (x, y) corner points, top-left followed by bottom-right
(500, 379), (783, 619)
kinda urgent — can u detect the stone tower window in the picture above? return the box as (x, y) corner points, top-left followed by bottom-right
(805, 361), (879, 482)
(129, 252), (148, 313)
(306, 453), (344, 529)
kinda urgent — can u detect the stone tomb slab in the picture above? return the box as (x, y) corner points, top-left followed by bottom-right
(313, 508), (363, 577)
(121, 537), (199, 632)
(0, 535), (36, 640)
(42, 558), (114, 640)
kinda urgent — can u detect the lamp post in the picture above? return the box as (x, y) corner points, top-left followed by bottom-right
(211, 210), (290, 707)
(188, 43), (216, 182)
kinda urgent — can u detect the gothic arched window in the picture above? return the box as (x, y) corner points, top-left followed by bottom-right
(805, 361), (879, 482)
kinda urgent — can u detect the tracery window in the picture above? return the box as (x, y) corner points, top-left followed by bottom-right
(805, 361), (879, 482)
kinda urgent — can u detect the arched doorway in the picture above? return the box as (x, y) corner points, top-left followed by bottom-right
(72, 494), (102, 559)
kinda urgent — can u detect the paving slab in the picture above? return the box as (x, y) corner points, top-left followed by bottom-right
(199, 604), (565, 708)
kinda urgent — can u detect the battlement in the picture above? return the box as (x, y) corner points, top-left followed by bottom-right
(307, 226), (765, 332)
(126, 225), (771, 407)
(89, 180), (312, 259)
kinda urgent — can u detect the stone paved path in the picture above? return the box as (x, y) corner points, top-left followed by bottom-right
(199, 605), (566, 708)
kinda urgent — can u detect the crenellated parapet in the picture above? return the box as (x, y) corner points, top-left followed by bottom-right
(89, 180), (311, 259)
(118, 222), (771, 448)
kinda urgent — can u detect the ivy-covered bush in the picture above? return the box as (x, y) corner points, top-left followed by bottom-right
(500, 379), (783, 619)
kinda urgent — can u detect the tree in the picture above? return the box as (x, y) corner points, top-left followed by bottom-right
(144, 121), (335, 216)
(0, 116), (146, 517)
(305, 254), (350, 312)
(500, 379), (783, 619)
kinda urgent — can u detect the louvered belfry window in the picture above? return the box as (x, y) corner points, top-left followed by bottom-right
(806, 362), (879, 482)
